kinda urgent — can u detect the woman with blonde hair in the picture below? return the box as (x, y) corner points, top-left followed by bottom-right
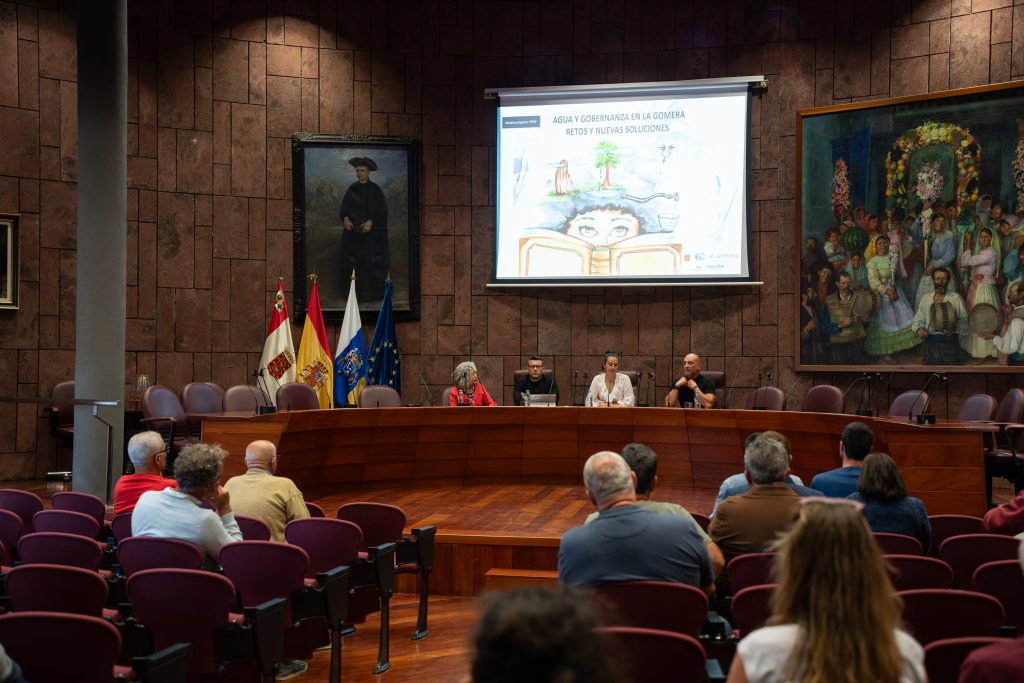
(726, 499), (925, 683)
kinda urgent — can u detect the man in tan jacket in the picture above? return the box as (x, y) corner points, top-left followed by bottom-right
(225, 440), (309, 542)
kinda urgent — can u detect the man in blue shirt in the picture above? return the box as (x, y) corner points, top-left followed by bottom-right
(810, 421), (874, 497)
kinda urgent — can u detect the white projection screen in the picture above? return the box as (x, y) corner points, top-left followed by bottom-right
(489, 77), (762, 286)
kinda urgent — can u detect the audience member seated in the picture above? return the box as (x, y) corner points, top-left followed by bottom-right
(810, 421), (874, 498)
(982, 487), (1024, 535)
(513, 355), (559, 405)
(709, 433), (803, 563)
(711, 431), (822, 517)
(112, 431), (177, 515)
(586, 352), (634, 407)
(727, 498), (925, 683)
(957, 541), (1024, 682)
(0, 643), (25, 683)
(131, 442), (242, 565)
(664, 353), (716, 409)
(558, 451), (713, 594)
(224, 440), (309, 542)
(848, 452), (931, 553)
(449, 361), (496, 406)
(470, 586), (621, 683)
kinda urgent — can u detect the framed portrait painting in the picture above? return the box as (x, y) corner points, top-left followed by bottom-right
(292, 134), (421, 322)
(796, 81), (1024, 372)
(0, 214), (18, 310)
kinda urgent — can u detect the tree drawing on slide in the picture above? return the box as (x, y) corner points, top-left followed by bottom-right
(595, 141), (621, 189)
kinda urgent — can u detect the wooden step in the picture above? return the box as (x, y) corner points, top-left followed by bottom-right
(483, 568), (559, 591)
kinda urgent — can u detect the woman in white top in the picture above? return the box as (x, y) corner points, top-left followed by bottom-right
(586, 352), (634, 407)
(727, 498), (925, 683)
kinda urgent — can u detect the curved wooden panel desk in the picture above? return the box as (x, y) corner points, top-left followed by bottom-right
(202, 407), (991, 516)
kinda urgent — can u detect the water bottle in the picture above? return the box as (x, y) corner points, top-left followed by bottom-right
(585, 390), (593, 407)
(524, 389), (531, 407)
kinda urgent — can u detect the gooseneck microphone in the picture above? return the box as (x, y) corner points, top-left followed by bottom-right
(251, 369), (277, 414)
(835, 374), (867, 413)
(780, 375), (806, 411)
(723, 373), (738, 409)
(908, 373), (947, 423)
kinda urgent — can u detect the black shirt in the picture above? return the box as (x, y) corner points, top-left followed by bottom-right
(674, 373), (716, 407)
(513, 375), (560, 405)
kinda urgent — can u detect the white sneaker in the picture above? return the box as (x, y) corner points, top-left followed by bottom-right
(276, 660), (308, 680)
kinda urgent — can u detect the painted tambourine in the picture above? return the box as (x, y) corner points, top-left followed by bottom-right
(967, 303), (1002, 335)
(852, 290), (881, 319)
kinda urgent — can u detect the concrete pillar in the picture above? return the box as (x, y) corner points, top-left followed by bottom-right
(74, 2), (127, 500)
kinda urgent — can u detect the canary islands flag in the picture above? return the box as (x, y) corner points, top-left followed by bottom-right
(334, 272), (368, 406)
(367, 278), (401, 393)
(296, 277), (333, 408)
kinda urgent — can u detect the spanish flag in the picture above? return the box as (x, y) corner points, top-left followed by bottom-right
(295, 277), (333, 408)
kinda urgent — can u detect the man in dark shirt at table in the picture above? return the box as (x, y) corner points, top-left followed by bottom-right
(513, 356), (560, 405)
(664, 353), (716, 408)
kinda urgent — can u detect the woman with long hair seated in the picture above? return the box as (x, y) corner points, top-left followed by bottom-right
(585, 351), (634, 408)
(726, 498), (925, 683)
(448, 361), (496, 406)
(848, 452), (931, 553)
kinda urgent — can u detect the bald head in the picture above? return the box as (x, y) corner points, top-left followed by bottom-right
(127, 431), (167, 473)
(683, 354), (702, 378)
(582, 451), (636, 509)
(245, 440), (278, 472)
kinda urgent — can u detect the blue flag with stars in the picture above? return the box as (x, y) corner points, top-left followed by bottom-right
(367, 278), (401, 394)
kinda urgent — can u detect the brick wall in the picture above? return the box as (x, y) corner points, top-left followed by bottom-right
(0, 0), (1022, 477)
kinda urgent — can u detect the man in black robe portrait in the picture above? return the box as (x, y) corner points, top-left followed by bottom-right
(339, 156), (390, 303)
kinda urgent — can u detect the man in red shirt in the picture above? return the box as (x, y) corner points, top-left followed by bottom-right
(113, 431), (177, 515)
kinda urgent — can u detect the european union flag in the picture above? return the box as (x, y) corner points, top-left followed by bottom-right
(367, 278), (401, 394)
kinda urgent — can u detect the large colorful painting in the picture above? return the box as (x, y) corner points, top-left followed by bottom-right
(796, 82), (1024, 372)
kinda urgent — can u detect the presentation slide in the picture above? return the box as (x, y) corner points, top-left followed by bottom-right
(493, 84), (752, 285)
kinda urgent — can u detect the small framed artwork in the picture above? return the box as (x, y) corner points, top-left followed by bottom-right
(0, 214), (18, 310)
(292, 133), (421, 322)
(796, 81), (1024, 372)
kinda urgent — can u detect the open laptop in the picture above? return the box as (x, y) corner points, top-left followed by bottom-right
(527, 394), (558, 407)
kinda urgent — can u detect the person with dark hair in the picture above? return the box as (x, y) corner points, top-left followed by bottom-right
(960, 226), (999, 359)
(811, 421), (874, 498)
(513, 355), (559, 405)
(912, 266), (968, 365)
(847, 452), (930, 552)
(820, 270), (868, 364)
(585, 443), (725, 577)
(711, 431), (821, 517)
(339, 156), (390, 303)
(585, 352), (634, 407)
(470, 586), (621, 683)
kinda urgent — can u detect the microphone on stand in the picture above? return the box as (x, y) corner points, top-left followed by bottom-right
(857, 372), (875, 416)
(835, 374), (867, 413)
(571, 370), (579, 406)
(647, 371), (655, 408)
(873, 371), (894, 418)
(766, 370), (774, 386)
(723, 372), (738, 409)
(251, 369), (277, 414)
(419, 373), (435, 406)
(581, 371), (590, 407)
(909, 373), (946, 424)
(780, 375), (806, 411)
(635, 371), (645, 407)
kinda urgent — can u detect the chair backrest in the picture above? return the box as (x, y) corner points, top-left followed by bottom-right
(6, 563), (109, 616)
(800, 384), (844, 413)
(285, 518), (362, 577)
(927, 515), (984, 558)
(691, 512), (711, 533)
(141, 385), (186, 422)
(745, 386), (785, 411)
(220, 541), (309, 610)
(33, 509), (100, 539)
(0, 611), (122, 683)
(512, 369), (554, 388)
(957, 393), (998, 422)
(731, 584), (776, 636)
(621, 371), (640, 392)
(993, 387), (1024, 423)
(180, 381), (224, 414)
(726, 552), (778, 593)
(938, 534), (1022, 588)
(110, 511), (133, 543)
(0, 489), (44, 533)
(128, 568), (235, 673)
(591, 581), (708, 637)
(874, 532), (924, 556)
(51, 491), (107, 526)
(223, 384), (269, 411)
(923, 637), (1003, 683)
(17, 532), (103, 570)
(117, 536), (204, 577)
(890, 390), (929, 419)
(51, 380), (76, 428)
(235, 514), (272, 541)
(701, 371), (726, 408)
(305, 501), (326, 518)
(972, 559), (1024, 631)
(358, 385), (402, 408)
(0, 508), (24, 564)
(885, 554), (954, 591)
(898, 589), (1004, 644)
(336, 502), (406, 550)
(276, 382), (320, 410)
(595, 627), (705, 683)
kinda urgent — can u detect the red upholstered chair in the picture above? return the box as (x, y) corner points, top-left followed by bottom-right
(700, 371), (727, 408)
(0, 488), (44, 534)
(799, 384), (845, 413)
(745, 386), (785, 411)
(5, 562), (109, 617)
(306, 501), (326, 518)
(110, 511), (133, 543)
(51, 490), (107, 527)
(0, 611), (190, 683)
(276, 382), (320, 410)
(358, 385), (402, 407)
(938, 534), (1022, 588)
(117, 536), (203, 578)
(591, 581), (708, 637)
(18, 531), (104, 571)
(180, 381), (225, 434)
(885, 554), (954, 591)
(958, 393), (998, 422)
(140, 385), (198, 464)
(235, 514), (272, 541)
(731, 584), (775, 636)
(983, 389), (1024, 501)
(691, 512), (711, 533)
(726, 552), (778, 593)
(224, 384), (270, 412)
(33, 509), (101, 539)
(128, 568), (285, 680)
(890, 390), (929, 419)
(923, 637), (1003, 683)
(972, 559), (1024, 632)
(899, 589), (1004, 644)
(0, 508), (23, 564)
(596, 627), (706, 683)
(874, 532), (924, 556)
(927, 515), (984, 558)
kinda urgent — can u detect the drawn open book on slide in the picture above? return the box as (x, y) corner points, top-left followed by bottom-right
(518, 231), (683, 277)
